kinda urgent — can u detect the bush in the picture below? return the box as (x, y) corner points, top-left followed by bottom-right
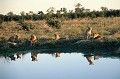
(18, 20), (35, 31)
(46, 18), (62, 29)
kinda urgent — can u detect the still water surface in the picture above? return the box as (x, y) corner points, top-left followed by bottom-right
(0, 50), (120, 79)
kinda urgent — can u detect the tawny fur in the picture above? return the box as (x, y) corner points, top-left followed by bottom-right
(84, 27), (92, 40)
(54, 34), (69, 40)
(30, 34), (37, 46)
(93, 33), (102, 40)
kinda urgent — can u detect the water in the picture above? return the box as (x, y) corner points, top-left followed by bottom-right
(0, 49), (120, 79)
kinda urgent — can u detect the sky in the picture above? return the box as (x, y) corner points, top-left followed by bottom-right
(0, 0), (120, 15)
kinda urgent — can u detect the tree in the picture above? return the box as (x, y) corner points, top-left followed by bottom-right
(28, 11), (34, 15)
(6, 11), (14, 21)
(74, 3), (85, 18)
(75, 3), (82, 8)
(101, 7), (108, 12)
(27, 11), (34, 20)
(60, 8), (67, 14)
(20, 11), (26, 21)
(101, 6), (108, 17)
(38, 11), (45, 20)
(38, 11), (44, 15)
(47, 7), (55, 14)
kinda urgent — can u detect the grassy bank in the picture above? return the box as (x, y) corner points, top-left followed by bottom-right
(0, 17), (120, 53)
(0, 17), (120, 39)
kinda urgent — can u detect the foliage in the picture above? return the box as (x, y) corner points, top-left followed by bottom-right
(46, 18), (62, 29)
(18, 20), (35, 31)
(0, 3), (120, 22)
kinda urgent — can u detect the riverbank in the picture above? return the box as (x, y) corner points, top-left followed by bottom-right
(0, 17), (120, 53)
(0, 37), (120, 54)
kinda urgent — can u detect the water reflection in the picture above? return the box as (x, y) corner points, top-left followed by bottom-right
(31, 52), (38, 61)
(16, 53), (22, 59)
(84, 55), (94, 65)
(55, 52), (60, 58)
(9, 54), (16, 61)
(0, 50), (120, 79)
(84, 55), (100, 65)
(0, 51), (118, 65)
(0, 53), (24, 62)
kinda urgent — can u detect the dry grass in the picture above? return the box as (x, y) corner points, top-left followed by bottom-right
(0, 17), (120, 40)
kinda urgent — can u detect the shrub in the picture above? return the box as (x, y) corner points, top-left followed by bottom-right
(46, 18), (62, 29)
(18, 20), (35, 31)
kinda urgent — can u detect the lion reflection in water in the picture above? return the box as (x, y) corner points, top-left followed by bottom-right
(55, 52), (60, 58)
(84, 55), (100, 65)
(84, 55), (94, 65)
(31, 52), (38, 61)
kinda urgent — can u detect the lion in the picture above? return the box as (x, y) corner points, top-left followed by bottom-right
(30, 34), (37, 46)
(84, 27), (92, 40)
(54, 34), (68, 40)
(8, 34), (21, 45)
(54, 34), (60, 40)
(93, 33), (102, 40)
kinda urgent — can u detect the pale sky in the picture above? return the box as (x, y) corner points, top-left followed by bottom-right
(0, 0), (120, 15)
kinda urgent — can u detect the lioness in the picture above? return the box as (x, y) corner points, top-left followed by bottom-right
(84, 27), (92, 40)
(54, 34), (60, 40)
(8, 34), (21, 45)
(93, 33), (102, 40)
(30, 34), (37, 46)
(54, 34), (68, 40)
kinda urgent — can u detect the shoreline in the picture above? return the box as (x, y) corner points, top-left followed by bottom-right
(0, 38), (120, 54)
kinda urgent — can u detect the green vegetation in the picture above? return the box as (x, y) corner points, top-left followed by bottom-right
(46, 18), (62, 29)
(0, 3), (120, 22)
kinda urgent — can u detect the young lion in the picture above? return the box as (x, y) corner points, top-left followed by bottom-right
(30, 34), (37, 46)
(84, 27), (92, 40)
